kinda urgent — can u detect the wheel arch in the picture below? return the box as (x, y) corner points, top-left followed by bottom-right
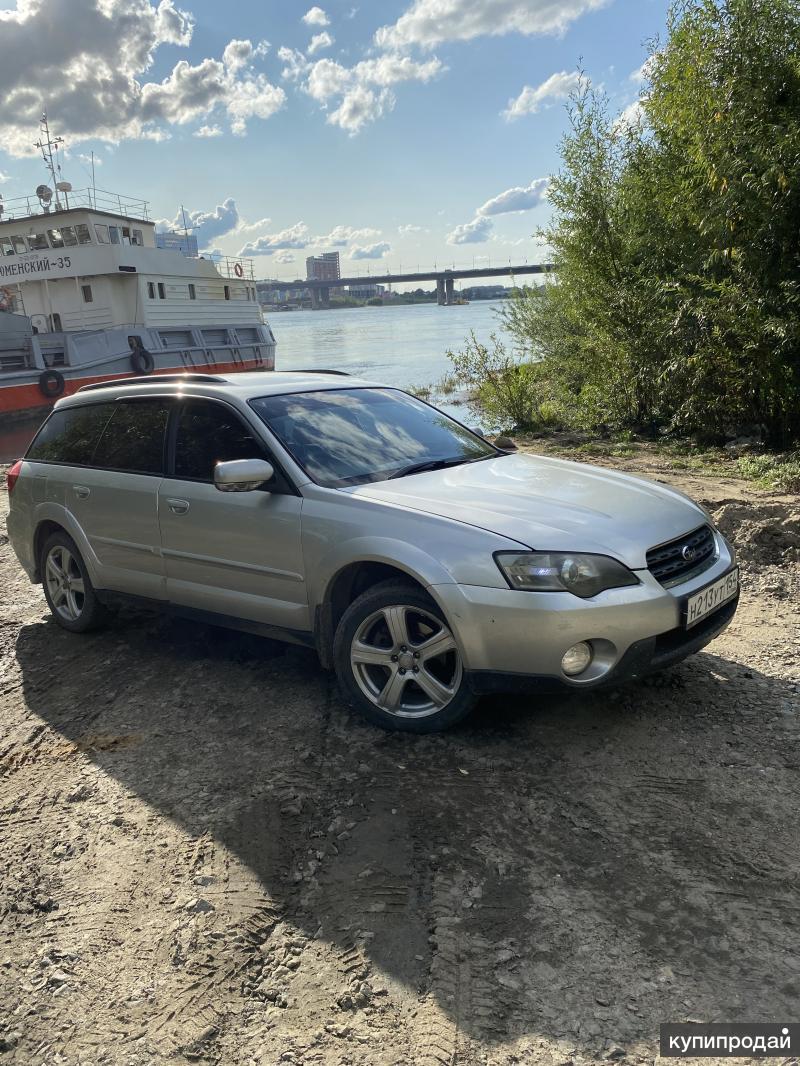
(312, 541), (455, 669)
(31, 505), (100, 586)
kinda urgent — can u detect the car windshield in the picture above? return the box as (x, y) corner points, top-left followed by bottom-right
(250, 387), (496, 487)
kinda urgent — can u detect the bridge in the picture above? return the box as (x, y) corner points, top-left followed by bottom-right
(259, 262), (553, 308)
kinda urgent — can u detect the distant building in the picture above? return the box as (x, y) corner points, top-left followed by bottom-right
(156, 231), (199, 257)
(306, 252), (340, 281)
(348, 283), (385, 300)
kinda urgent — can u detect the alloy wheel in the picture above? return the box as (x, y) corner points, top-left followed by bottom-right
(350, 604), (462, 718)
(45, 545), (86, 623)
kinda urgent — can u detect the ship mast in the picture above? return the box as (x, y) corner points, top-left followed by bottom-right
(33, 111), (65, 210)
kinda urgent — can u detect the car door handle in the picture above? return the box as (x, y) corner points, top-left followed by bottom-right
(166, 498), (190, 516)
(72, 485), (90, 499)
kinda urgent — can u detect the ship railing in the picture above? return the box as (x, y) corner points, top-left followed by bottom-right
(202, 255), (256, 282)
(0, 187), (150, 221)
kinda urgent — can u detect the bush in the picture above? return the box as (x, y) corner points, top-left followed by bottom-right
(447, 331), (566, 431)
(492, 0), (800, 448)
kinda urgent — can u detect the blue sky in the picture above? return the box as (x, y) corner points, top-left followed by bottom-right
(0, 0), (668, 280)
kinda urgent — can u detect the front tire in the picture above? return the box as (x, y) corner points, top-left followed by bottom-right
(333, 580), (477, 733)
(41, 531), (107, 633)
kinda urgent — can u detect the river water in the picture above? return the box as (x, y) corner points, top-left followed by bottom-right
(0, 301), (505, 462)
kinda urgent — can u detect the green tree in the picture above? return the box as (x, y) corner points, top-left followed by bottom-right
(482, 0), (800, 447)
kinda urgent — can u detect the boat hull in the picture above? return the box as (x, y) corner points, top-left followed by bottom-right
(0, 354), (273, 422)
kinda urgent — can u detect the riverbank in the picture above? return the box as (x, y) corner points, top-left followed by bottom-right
(1, 445), (798, 1064)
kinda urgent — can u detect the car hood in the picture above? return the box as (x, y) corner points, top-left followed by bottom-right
(348, 453), (709, 568)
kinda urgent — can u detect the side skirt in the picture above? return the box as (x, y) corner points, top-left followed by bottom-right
(95, 589), (316, 651)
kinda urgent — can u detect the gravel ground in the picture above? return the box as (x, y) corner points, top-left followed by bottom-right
(0, 455), (798, 1066)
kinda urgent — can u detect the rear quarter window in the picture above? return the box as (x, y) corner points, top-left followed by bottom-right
(26, 404), (115, 465)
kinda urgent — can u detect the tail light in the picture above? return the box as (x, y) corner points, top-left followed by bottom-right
(6, 460), (23, 495)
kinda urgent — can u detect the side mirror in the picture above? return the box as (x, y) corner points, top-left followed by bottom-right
(214, 458), (275, 492)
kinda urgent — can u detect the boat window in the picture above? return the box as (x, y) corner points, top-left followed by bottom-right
(0, 238), (13, 257)
(158, 282), (166, 299)
(108, 226), (120, 245)
(188, 283), (196, 300)
(132, 229), (143, 246)
(147, 281), (156, 299)
(92, 400), (171, 476)
(60, 227), (78, 247)
(75, 224), (92, 245)
(95, 225), (110, 244)
(82, 285), (93, 303)
(50, 313), (63, 331)
(224, 285), (230, 301)
(121, 227), (131, 245)
(48, 229), (65, 249)
(11, 235), (27, 254)
(28, 233), (50, 251)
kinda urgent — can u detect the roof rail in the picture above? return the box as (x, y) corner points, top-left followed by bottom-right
(287, 369), (350, 376)
(78, 374), (228, 393)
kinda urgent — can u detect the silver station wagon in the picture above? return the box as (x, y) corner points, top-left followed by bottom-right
(6, 372), (740, 732)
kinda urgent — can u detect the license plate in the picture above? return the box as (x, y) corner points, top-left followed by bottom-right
(684, 568), (739, 629)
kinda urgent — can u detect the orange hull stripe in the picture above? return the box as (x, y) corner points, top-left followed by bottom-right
(0, 359), (271, 415)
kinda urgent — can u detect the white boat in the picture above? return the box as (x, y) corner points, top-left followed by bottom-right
(0, 177), (274, 420)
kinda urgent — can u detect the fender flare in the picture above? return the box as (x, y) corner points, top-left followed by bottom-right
(31, 504), (103, 588)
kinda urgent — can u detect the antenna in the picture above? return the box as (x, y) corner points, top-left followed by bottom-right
(33, 111), (65, 209)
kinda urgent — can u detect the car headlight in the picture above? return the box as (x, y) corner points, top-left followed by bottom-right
(495, 551), (640, 598)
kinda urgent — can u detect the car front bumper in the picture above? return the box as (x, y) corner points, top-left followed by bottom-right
(430, 533), (738, 690)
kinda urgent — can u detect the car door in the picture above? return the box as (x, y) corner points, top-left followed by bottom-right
(158, 398), (308, 631)
(65, 397), (170, 599)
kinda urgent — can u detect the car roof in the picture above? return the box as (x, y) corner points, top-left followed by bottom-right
(57, 371), (385, 409)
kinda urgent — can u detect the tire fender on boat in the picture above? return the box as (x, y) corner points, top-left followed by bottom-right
(131, 349), (155, 375)
(38, 369), (65, 398)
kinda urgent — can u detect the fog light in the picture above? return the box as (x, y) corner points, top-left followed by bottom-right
(562, 641), (593, 677)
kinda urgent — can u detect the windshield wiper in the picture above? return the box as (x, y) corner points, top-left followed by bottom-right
(389, 456), (473, 480)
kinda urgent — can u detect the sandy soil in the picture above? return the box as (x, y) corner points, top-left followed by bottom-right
(0, 450), (798, 1065)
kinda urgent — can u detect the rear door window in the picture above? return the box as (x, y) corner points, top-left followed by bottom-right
(173, 400), (267, 482)
(92, 400), (171, 474)
(26, 404), (115, 465)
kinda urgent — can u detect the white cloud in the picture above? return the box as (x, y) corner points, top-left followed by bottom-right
(350, 241), (391, 259)
(0, 1), (284, 156)
(629, 57), (655, 83)
(376, 0), (609, 49)
(193, 124), (223, 137)
(477, 177), (549, 216)
(398, 223), (427, 234)
(292, 52), (443, 134)
(274, 250), (297, 264)
(447, 216), (493, 245)
(308, 32), (334, 55)
(238, 222), (312, 257)
(329, 85), (393, 134)
(76, 152), (102, 166)
(615, 99), (644, 129)
(0, 171), (12, 184)
(316, 225), (381, 246)
(503, 71), (583, 120)
(302, 6), (329, 27)
(157, 198), (240, 244)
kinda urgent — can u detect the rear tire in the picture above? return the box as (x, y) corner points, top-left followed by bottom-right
(333, 580), (477, 733)
(40, 531), (107, 633)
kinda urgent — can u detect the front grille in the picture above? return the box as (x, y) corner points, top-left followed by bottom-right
(646, 524), (716, 587)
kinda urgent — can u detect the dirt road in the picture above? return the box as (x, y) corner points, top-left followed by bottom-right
(1, 456), (799, 1065)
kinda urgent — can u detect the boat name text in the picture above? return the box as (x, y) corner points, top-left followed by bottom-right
(0, 256), (72, 278)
